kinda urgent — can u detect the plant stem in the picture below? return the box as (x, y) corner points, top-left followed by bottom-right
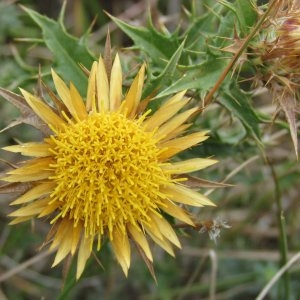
(267, 157), (290, 299)
(203, 0), (279, 107)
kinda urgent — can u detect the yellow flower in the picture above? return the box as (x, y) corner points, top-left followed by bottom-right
(1, 54), (217, 279)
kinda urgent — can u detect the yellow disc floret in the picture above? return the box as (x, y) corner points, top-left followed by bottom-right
(49, 112), (169, 238)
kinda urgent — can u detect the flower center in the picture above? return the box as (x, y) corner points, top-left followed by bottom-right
(49, 112), (169, 237)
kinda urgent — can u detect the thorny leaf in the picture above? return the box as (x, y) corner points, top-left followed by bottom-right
(21, 5), (94, 96)
(0, 88), (50, 135)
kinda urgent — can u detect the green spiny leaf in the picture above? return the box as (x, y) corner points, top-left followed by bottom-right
(219, 84), (261, 143)
(109, 14), (179, 63)
(235, 0), (258, 35)
(22, 6), (95, 96)
(143, 40), (185, 99)
(156, 59), (227, 99)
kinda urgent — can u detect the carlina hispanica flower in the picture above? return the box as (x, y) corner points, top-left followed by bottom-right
(0, 54), (217, 280)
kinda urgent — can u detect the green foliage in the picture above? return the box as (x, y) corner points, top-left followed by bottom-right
(22, 6), (95, 96)
(220, 82), (261, 143)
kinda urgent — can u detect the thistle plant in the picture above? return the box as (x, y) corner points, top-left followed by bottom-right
(0, 1), (299, 299)
(0, 52), (217, 279)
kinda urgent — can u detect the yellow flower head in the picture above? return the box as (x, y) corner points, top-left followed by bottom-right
(1, 54), (217, 279)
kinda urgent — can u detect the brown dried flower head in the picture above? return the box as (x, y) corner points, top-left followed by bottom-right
(250, 0), (300, 156)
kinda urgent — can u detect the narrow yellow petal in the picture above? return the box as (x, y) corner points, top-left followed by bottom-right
(163, 90), (187, 106)
(69, 83), (88, 120)
(97, 57), (110, 112)
(3, 142), (52, 157)
(86, 61), (98, 113)
(11, 182), (55, 205)
(143, 92), (188, 131)
(52, 222), (74, 267)
(51, 69), (70, 107)
(4, 158), (53, 182)
(159, 123), (191, 142)
(20, 89), (66, 130)
(49, 219), (68, 250)
(9, 198), (49, 217)
(159, 199), (194, 226)
(52, 69), (87, 121)
(162, 184), (216, 207)
(9, 216), (32, 224)
(121, 64), (145, 118)
(159, 131), (209, 161)
(162, 158), (218, 174)
(38, 200), (59, 217)
(144, 226), (175, 256)
(110, 54), (122, 111)
(143, 219), (164, 241)
(155, 107), (198, 140)
(71, 224), (82, 255)
(149, 212), (181, 248)
(127, 223), (153, 262)
(76, 235), (93, 279)
(38, 201), (60, 217)
(110, 228), (131, 276)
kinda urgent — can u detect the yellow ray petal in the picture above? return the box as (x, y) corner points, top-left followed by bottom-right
(3, 142), (52, 157)
(97, 56), (110, 112)
(110, 228), (131, 276)
(162, 158), (218, 174)
(52, 222), (74, 267)
(159, 131), (209, 161)
(110, 54), (122, 112)
(9, 198), (50, 217)
(69, 83), (88, 121)
(121, 64), (145, 118)
(4, 158), (53, 182)
(52, 69), (87, 121)
(11, 181), (55, 205)
(51, 69), (71, 109)
(49, 219), (68, 250)
(159, 123), (191, 142)
(149, 212), (181, 248)
(162, 184), (216, 207)
(76, 235), (93, 279)
(71, 223), (82, 255)
(38, 201), (60, 218)
(144, 225), (175, 256)
(158, 199), (194, 226)
(86, 61), (97, 113)
(127, 223), (153, 262)
(20, 89), (66, 130)
(143, 218), (164, 241)
(143, 91), (188, 131)
(163, 90), (188, 106)
(9, 216), (32, 225)
(155, 107), (198, 140)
